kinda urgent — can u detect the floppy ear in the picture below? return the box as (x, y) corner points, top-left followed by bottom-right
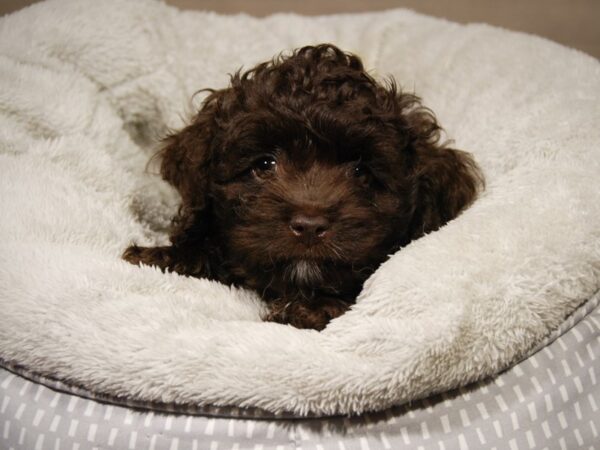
(122, 91), (228, 276)
(395, 94), (484, 240)
(160, 123), (210, 208)
(157, 94), (220, 246)
(408, 145), (483, 239)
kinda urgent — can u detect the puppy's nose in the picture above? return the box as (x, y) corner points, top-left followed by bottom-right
(289, 214), (330, 238)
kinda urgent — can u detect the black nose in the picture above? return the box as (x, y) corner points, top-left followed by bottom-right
(289, 214), (330, 238)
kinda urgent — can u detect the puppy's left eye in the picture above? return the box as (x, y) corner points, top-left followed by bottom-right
(251, 156), (277, 177)
(353, 162), (372, 185)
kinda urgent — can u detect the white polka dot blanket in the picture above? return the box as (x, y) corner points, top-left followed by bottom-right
(0, 0), (599, 417)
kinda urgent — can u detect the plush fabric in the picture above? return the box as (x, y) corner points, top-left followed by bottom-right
(0, 0), (598, 416)
(3, 298), (600, 448)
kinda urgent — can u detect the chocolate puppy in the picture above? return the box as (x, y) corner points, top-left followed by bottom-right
(124, 44), (483, 330)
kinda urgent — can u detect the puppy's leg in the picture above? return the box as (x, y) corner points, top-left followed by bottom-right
(122, 244), (209, 277)
(266, 297), (350, 331)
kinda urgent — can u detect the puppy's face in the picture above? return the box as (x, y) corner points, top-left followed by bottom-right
(157, 45), (482, 302)
(210, 117), (411, 290)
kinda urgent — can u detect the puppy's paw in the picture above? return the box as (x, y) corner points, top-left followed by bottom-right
(266, 297), (350, 331)
(123, 244), (211, 278)
(122, 245), (173, 270)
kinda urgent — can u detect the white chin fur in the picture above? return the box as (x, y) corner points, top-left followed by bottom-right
(288, 260), (323, 285)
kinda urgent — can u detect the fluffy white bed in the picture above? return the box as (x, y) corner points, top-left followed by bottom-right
(0, 0), (599, 418)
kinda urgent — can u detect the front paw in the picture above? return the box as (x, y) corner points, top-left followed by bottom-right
(266, 297), (350, 331)
(122, 245), (173, 270)
(123, 244), (210, 278)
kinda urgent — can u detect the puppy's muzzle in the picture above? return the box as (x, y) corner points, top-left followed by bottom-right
(289, 214), (330, 240)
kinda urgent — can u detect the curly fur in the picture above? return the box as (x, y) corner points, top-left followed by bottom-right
(123, 44), (483, 330)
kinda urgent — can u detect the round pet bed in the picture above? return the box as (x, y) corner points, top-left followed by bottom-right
(0, 0), (599, 436)
(2, 300), (598, 449)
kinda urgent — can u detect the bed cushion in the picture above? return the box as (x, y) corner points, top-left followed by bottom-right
(2, 297), (599, 448)
(0, 0), (599, 417)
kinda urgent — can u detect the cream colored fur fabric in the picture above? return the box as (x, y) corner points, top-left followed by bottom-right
(0, 0), (599, 416)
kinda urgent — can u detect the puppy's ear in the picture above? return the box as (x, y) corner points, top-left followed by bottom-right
(408, 145), (483, 239)
(156, 93), (220, 244)
(123, 99), (222, 276)
(397, 95), (484, 240)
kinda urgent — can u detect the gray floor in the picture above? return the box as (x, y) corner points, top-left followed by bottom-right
(1, 0), (599, 60)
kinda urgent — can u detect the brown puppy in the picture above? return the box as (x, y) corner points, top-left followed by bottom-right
(123, 44), (483, 330)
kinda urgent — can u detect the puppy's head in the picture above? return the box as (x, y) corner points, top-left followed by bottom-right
(159, 45), (483, 293)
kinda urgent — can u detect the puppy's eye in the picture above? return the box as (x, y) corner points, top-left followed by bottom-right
(251, 156), (277, 177)
(353, 162), (372, 185)
(354, 163), (368, 177)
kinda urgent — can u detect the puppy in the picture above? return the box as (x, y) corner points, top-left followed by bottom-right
(123, 44), (483, 330)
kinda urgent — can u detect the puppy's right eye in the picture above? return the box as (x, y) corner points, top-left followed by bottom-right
(251, 156), (277, 177)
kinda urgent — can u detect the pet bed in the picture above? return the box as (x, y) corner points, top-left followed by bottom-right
(0, 0), (599, 447)
(2, 298), (598, 449)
